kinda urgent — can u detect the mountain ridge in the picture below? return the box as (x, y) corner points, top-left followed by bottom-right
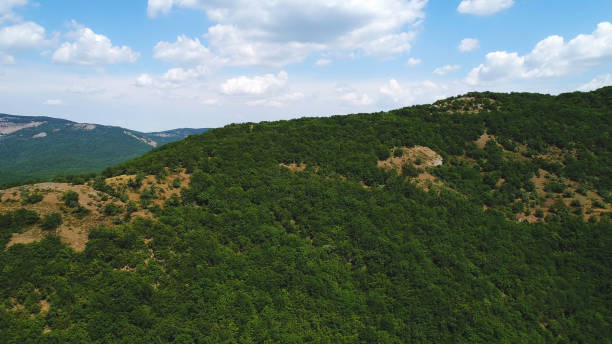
(0, 113), (209, 186)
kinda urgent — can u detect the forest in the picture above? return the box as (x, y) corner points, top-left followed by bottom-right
(0, 87), (610, 343)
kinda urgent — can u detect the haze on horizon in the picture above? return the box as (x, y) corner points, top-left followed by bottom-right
(0, 0), (611, 131)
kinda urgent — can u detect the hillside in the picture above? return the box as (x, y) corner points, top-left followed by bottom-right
(0, 114), (208, 186)
(0, 88), (610, 343)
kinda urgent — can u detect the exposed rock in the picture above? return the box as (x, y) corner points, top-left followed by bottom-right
(124, 130), (157, 147)
(0, 120), (46, 135)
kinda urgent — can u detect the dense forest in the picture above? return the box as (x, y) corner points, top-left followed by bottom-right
(0, 87), (610, 343)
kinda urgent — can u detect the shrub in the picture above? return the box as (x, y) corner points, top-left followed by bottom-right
(172, 178), (181, 189)
(61, 191), (80, 208)
(22, 191), (43, 205)
(103, 203), (122, 216)
(41, 213), (62, 230)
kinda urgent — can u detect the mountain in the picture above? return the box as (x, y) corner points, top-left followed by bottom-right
(0, 114), (208, 185)
(0, 88), (610, 342)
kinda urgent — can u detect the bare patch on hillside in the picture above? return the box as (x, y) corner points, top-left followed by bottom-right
(434, 97), (498, 114)
(522, 169), (610, 222)
(378, 146), (443, 174)
(73, 123), (96, 130)
(279, 163), (308, 172)
(2, 170), (190, 251)
(0, 120), (46, 135)
(415, 172), (444, 191)
(476, 132), (496, 149)
(123, 130), (157, 147)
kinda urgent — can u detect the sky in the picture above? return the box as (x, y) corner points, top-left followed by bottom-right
(0, 0), (610, 131)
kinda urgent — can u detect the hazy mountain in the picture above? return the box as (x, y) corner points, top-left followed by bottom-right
(0, 114), (208, 185)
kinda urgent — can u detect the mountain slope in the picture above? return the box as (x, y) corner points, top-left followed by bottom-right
(0, 114), (208, 185)
(0, 88), (610, 343)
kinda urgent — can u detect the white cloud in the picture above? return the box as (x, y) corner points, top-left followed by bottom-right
(43, 99), (62, 105)
(316, 58), (332, 66)
(578, 74), (612, 92)
(52, 22), (139, 66)
(148, 0), (427, 67)
(336, 86), (374, 106)
(458, 38), (479, 52)
(467, 22), (612, 84)
(405, 57), (421, 66)
(147, 0), (175, 18)
(134, 64), (212, 89)
(0, 21), (47, 62)
(0, 0), (27, 23)
(135, 73), (154, 87)
(221, 71), (288, 95)
(379, 78), (464, 106)
(153, 35), (217, 67)
(433, 64), (461, 75)
(457, 0), (513, 15)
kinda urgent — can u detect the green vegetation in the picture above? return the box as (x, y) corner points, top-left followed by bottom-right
(21, 191), (43, 205)
(0, 88), (610, 342)
(40, 213), (62, 230)
(0, 208), (39, 246)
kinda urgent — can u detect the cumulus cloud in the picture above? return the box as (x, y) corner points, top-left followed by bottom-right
(578, 74), (612, 92)
(153, 35), (217, 67)
(148, 0), (427, 67)
(467, 22), (612, 84)
(341, 92), (373, 106)
(0, 21), (47, 62)
(458, 38), (479, 52)
(0, 0), (28, 23)
(379, 79), (464, 106)
(405, 57), (421, 66)
(433, 64), (461, 75)
(52, 22), (139, 65)
(457, 0), (513, 15)
(134, 64), (211, 89)
(221, 71), (288, 95)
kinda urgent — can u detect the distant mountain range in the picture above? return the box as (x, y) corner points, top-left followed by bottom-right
(0, 114), (208, 185)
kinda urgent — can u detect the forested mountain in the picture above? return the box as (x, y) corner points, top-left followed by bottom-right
(0, 87), (610, 343)
(0, 114), (208, 186)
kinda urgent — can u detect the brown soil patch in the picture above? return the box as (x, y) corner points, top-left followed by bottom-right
(279, 163), (307, 172)
(415, 172), (444, 191)
(39, 300), (50, 313)
(378, 146), (443, 174)
(434, 97), (497, 114)
(476, 132), (496, 149)
(106, 169), (190, 207)
(527, 169), (610, 221)
(517, 213), (539, 224)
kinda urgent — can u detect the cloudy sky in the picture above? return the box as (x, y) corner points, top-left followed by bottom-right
(0, 0), (611, 131)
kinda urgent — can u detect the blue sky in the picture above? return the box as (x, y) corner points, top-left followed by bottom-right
(0, 0), (610, 131)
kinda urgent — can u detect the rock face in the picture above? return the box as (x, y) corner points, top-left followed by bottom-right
(32, 132), (47, 138)
(123, 130), (158, 147)
(0, 119), (46, 135)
